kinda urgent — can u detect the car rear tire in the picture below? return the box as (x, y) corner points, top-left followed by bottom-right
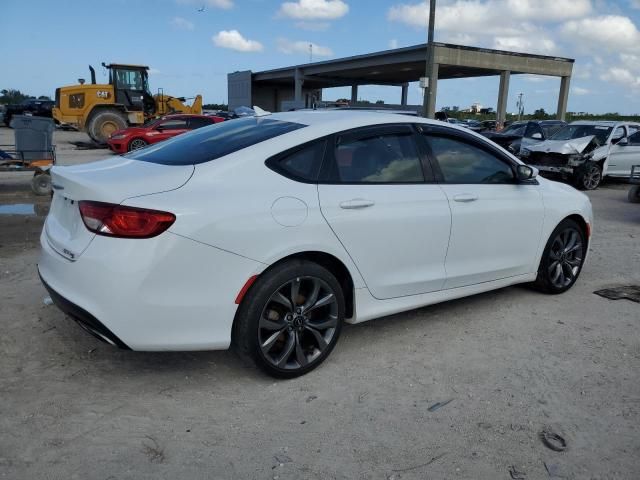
(233, 260), (345, 378)
(128, 138), (148, 151)
(533, 219), (586, 294)
(574, 163), (602, 190)
(628, 185), (640, 203)
(87, 110), (127, 145)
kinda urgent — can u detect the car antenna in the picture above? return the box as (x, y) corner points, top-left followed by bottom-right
(253, 106), (271, 117)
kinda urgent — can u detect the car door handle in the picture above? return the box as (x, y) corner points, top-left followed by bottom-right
(339, 199), (375, 209)
(452, 193), (479, 203)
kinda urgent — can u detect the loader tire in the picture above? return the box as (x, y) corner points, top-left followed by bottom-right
(629, 185), (640, 203)
(87, 110), (127, 145)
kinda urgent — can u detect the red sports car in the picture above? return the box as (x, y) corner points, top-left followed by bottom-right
(107, 114), (223, 154)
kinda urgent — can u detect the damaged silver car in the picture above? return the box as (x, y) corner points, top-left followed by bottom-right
(520, 121), (640, 190)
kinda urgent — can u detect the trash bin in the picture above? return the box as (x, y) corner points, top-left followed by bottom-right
(10, 115), (55, 161)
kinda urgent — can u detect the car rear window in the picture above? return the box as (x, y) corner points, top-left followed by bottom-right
(125, 117), (306, 165)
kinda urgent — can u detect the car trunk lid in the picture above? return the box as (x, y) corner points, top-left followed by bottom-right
(45, 156), (193, 260)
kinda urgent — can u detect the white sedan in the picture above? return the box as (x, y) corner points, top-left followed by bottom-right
(39, 111), (593, 377)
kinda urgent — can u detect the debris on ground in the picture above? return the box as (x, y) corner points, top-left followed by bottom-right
(544, 462), (566, 478)
(391, 453), (446, 472)
(141, 436), (165, 463)
(593, 285), (640, 303)
(43, 296), (53, 306)
(509, 465), (527, 479)
(427, 398), (454, 412)
(539, 427), (568, 452)
(274, 454), (292, 464)
(305, 395), (317, 403)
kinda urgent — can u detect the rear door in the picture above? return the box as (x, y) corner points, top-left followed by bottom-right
(420, 126), (545, 289)
(318, 124), (451, 299)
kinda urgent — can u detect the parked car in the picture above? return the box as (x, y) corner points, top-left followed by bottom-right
(4, 98), (54, 127)
(106, 114), (223, 153)
(482, 120), (566, 155)
(461, 119), (484, 132)
(39, 111), (593, 378)
(521, 121), (640, 190)
(481, 120), (498, 131)
(0, 105), (5, 126)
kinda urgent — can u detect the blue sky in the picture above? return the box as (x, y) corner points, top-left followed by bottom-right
(3, 0), (640, 114)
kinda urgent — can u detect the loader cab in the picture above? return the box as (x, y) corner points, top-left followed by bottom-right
(102, 63), (156, 116)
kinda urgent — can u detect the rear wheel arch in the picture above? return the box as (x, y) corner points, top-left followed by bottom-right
(235, 251), (355, 323)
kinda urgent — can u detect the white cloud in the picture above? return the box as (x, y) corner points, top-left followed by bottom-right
(212, 30), (263, 52)
(600, 67), (640, 89)
(561, 15), (640, 52)
(493, 36), (556, 54)
(524, 75), (551, 83)
(388, 0), (590, 32)
(207, 0), (233, 8)
(277, 38), (333, 57)
(279, 0), (348, 20)
(573, 63), (592, 79)
(294, 21), (330, 31)
(170, 16), (194, 30)
(572, 86), (590, 95)
(389, 39), (398, 49)
(177, 0), (233, 9)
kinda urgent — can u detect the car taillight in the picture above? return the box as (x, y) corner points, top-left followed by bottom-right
(78, 201), (175, 238)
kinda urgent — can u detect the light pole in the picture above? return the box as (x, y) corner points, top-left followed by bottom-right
(422, 0), (436, 118)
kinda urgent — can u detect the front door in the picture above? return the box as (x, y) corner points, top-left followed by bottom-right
(421, 129), (545, 289)
(607, 129), (640, 177)
(318, 125), (451, 299)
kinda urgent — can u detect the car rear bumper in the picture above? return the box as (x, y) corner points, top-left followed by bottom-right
(39, 272), (130, 349)
(38, 228), (264, 351)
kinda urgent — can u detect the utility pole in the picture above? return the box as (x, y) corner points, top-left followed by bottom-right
(422, 0), (436, 118)
(309, 44), (313, 63)
(516, 92), (524, 121)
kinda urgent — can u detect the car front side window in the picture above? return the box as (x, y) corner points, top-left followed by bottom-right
(424, 134), (515, 184)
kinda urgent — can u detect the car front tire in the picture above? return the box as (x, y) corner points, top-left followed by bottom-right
(534, 219), (586, 294)
(574, 163), (602, 190)
(233, 260), (345, 378)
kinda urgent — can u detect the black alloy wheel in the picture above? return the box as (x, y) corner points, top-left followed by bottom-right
(534, 219), (586, 294)
(233, 260), (345, 378)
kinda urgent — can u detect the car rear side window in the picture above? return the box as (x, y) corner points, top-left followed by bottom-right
(187, 117), (214, 129)
(424, 135), (515, 184)
(126, 117), (306, 165)
(330, 131), (424, 183)
(267, 140), (326, 182)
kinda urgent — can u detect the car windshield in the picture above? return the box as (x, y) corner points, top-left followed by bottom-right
(501, 123), (526, 136)
(125, 117), (306, 165)
(551, 125), (613, 143)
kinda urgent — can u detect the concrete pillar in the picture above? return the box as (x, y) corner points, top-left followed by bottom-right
(557, 76), (571, 121)
(425, 63), (439, 118)
(496, 70), (510, 127)
(401, 83), (408, 106)
(294, 68), (303, 103)
(351, 85), (358, 103)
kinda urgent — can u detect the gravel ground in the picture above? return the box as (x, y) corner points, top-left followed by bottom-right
(1, 126), (639, 479)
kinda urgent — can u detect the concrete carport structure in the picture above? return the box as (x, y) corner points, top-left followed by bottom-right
(228, 42), (574, 122)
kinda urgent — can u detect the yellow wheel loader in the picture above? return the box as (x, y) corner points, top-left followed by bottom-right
(53, 63), (203, 144)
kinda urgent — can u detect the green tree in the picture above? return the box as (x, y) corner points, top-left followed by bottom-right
(532, 108), (548, 119)
(0, 89), (30, 104)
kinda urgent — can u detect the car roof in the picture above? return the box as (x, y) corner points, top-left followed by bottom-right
(269, 110), (432, 128)
(569, 120), (640, 127)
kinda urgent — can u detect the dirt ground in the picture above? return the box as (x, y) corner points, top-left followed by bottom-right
(1, 126), (639, 479)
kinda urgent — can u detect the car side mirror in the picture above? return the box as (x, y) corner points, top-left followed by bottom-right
(530, 132), (543, 140)
(516, 164), (537, 181)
